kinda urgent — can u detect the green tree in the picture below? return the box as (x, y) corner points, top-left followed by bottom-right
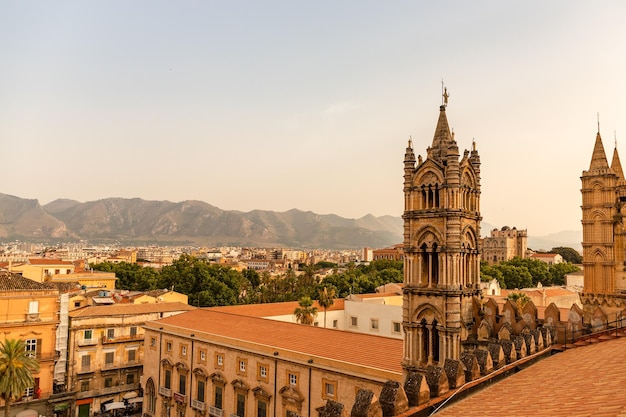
(293, 296), (318, 325)
(549, 262), (580, 286)
(506, 292), (531, 314)
(0, 339), (41, 417)
(549, 247), (583, 264)
(317, 287), (336, 328)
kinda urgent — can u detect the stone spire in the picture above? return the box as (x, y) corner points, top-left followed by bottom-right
(430, 105), (453, 163)
(588, 132), (609, 172)
(611, 146), (625, 182)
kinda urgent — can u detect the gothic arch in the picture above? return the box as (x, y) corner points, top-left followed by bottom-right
(415, 168), (444, 186)
(413, 304), (443, 323)
(414, 226), (444, 247)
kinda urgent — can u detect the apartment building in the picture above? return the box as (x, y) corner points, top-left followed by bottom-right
(0, 271), (61, 417)
(141, 310), (402, 417)
(68, 303), (195, 417)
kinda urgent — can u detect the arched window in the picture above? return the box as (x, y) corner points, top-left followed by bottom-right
(146, 378), (156, 414)
(432, 320), (440, 363)
(421, 318), (429, 362)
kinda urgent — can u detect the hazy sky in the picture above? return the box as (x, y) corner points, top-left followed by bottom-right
(2, 1), (626, 237)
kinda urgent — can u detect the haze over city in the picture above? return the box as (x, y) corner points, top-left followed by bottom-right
(3, 1), (626, 237)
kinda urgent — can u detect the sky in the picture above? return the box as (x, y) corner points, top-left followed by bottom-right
(2, 1), (626, 237)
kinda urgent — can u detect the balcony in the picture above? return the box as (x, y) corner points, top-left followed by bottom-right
(191, 400), (205, 411)
(77, 366), (94, 375)
(78, 338), (98, 347)
(158, 386), (172, 397)
(76, 383), (141, 400)
(26, 313), (40, 322)
(208, 406), (223, 417)
(101, 334), (143, 345)
(173, 392), (186, 404)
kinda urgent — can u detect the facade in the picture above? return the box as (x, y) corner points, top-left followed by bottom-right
(372, 245), (404, 261)
(141, 310), (403, 417)
(0, 271), (63, 417)
(580, 129), (626, 320)
(67, 303), (195, 417)
(401, 97), (482, 371)
(482, 226), (528, 265)
(529, 253), (563, 265)
(10, 259), (75, 283)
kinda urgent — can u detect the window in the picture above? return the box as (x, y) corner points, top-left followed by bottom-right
(236, 393), (246, 417)
(28, 300), (39, 314)
(180, 345), (187, 357)
(84, 329), (93, 340)
(55, 269), (60, 275)
(150, 337), (157, 348)
(216, 354), (224, 367)
(332, 320), (338, 329)
(74, 301), (81, 308)
(257, 399), (267, 417)
(105, 351), (114, 365)
(370, 319), (379, 331)
(288, 373), (297, 387)
(25, 339), (37, 358)
(179, 374), (186, 395)
(146, 379), (156, 413)
(237, 358), (247, 375)
(127, 373), (135, 384)
(200, 349), (206, 362)
(322, 379), (337, 400)
(197, 380), (205, 403)
(130, 326), (138, 337)
(350, 316), (358, 327)
(81, 355), (91, 369)
(166, 341), (172, 352)
(257, 364), (268, 381)
(164, 369), (172, 389)
(106, 328), (115, 340)
(24, 387), (34, 398)
(104, 377), (113, 388)
(392, 322), (402, 333)
(80, 380), (90, 392)
(128, 349), (136, 362)
(215, 386), (223, 409)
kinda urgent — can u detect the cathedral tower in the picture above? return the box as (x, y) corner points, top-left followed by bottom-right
(581, 129), (626, 320)
(402, 94), (482, 373)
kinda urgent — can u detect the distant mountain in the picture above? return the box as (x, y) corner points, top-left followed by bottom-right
(0, 192), (582, 251)
(0, 193), (403, 249)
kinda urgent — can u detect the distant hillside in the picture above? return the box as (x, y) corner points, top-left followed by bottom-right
(0, 193), (403, 249)
(0, 192), (581, 251)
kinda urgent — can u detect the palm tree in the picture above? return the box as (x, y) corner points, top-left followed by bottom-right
(0, 339), (40, 417)
(317, 287), (336, 328)
(293, 296), (318, 325)
(506, 292), (531, 315)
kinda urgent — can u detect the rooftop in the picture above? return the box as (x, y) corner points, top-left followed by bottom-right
(149, 309), (403, 374)
(434, 336), (626, 417)
(69, 301), (195, 318)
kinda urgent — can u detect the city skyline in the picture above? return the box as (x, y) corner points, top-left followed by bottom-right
(3, 1), (626, 236)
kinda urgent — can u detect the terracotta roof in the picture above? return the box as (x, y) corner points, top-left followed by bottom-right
(530, 253), (559, 258)
(28, 258), (74, 265)
(151, 309), (403, 374)
(69, 302), (195, 318)
(0, 270), (58, 291)
(435, 336), (626, 417)
(210, 299), (345, 317)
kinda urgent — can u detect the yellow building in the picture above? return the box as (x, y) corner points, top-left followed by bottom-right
(9, 259), (75, 283)
(68, 302), (195, 417)
(141, 310), (404, 417)
(0, 271), (61, 417)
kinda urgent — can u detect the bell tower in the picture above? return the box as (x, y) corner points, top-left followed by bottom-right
(402, 92), (482, 372)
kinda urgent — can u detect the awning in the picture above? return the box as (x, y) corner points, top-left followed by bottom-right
(104, 402), (126, 411)
(122, 392), (138, 400)
(54, 403), (70, 411)
(127, 398), (143, 404)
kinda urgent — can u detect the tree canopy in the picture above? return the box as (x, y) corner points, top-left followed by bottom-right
(0, 339), (40, 417)
(481, 257), (579, 289)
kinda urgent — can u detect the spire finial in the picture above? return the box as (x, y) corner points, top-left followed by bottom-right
(408, 135), (413, 148)
(441, 79), (449, 108)
(597, 112), (600, 133)
(615, 130), (618, 149)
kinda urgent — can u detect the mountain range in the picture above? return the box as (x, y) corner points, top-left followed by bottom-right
(0, 193), (582, 251)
